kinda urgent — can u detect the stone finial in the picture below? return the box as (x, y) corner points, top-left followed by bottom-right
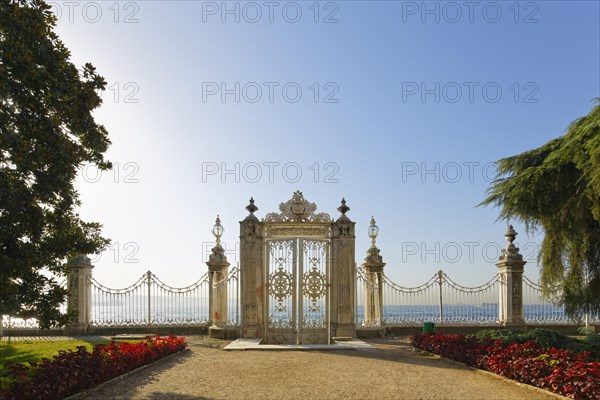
(364, 245), (384, 265)
(504, 224), (517, 243)
(207, 234), (229, 269)
(499, 224), (523, 262)
(335, 198), (351, 223)
(337, 198), (350, 216)
(208, 243), (228, 265)
(245, 197), (258, 220)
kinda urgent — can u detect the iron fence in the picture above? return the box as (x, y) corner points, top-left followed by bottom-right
(522, 276), (600, 324)
(89, 271), (211, 327)
(3, 268), (599, 330)
(357, 269), (500, 325)
(356, 269), (600, 326)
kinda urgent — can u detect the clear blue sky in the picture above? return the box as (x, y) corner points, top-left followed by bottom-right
(51, 1), (599, 287)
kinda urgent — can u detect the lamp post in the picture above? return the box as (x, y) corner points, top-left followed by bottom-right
(212, 215), (224, 246)
(368, 216), (379, 248)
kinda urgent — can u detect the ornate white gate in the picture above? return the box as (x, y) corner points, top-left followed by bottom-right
(266, 238), (329, 344)
(239, 191), (356, 345)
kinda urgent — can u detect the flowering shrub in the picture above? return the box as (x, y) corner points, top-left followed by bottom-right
(411, 333), (600, 400)
(0, 335), (187, 400)
(473, 329), (600, 360)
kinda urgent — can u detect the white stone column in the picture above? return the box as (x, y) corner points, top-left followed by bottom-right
(206, 216), (230, 334)
(361, 217), (385, 326)
(207, 260), (229, 328)
(496, 225), (526, 325)
(362, 268), (383, 326)
(67, 254), (94, 329)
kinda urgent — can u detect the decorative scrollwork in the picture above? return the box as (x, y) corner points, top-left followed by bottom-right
(303, 267), (326, 312)
(302, 314), (326, 329)
(265, 225), (330, 238)
(269, 267), (293, 312)
(268, 314), (294, 329)
(245, 304), (258, 324)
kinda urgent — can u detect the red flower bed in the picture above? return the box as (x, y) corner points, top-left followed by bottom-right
(0, 335), (187, 400)
(411, 333), (600, 400)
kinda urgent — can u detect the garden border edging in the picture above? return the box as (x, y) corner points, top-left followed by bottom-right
(411, 347), (568, 400)
(63, 348), (191, 400)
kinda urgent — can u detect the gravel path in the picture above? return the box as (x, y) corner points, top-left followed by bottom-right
(80, 337), (561, 400)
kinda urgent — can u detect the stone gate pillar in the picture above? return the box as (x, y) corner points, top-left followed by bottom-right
(206, 216), (230, 335)
(67, 254), (94, 331)
(361, 217), (385, 326)
(331, 199), (356, 338)
(239, 198), (264, 338)
(496, 225), (526, 326)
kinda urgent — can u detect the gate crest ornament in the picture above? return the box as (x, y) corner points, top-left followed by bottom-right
(264, 191), (332, 223)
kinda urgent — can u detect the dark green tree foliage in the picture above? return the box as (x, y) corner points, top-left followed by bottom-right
(482, 100), (600, 317)
(0, 0), (111, 328)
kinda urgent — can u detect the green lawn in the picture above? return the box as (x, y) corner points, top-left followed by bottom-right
(0, 338), (138, 385)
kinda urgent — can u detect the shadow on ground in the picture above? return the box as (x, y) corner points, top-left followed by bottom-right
(140, 393), (210, 400)
(79, 349), (194, 399)
(313, 338), (471, 370)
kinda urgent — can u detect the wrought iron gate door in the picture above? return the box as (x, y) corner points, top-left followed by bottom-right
(266, 238), (329, 344)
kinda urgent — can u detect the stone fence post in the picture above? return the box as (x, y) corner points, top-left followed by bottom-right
(239, 198), (263, 339)
(331, 199), (356, 339)
(67, 254), (94, 332)
(496, 225), (526, 326)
